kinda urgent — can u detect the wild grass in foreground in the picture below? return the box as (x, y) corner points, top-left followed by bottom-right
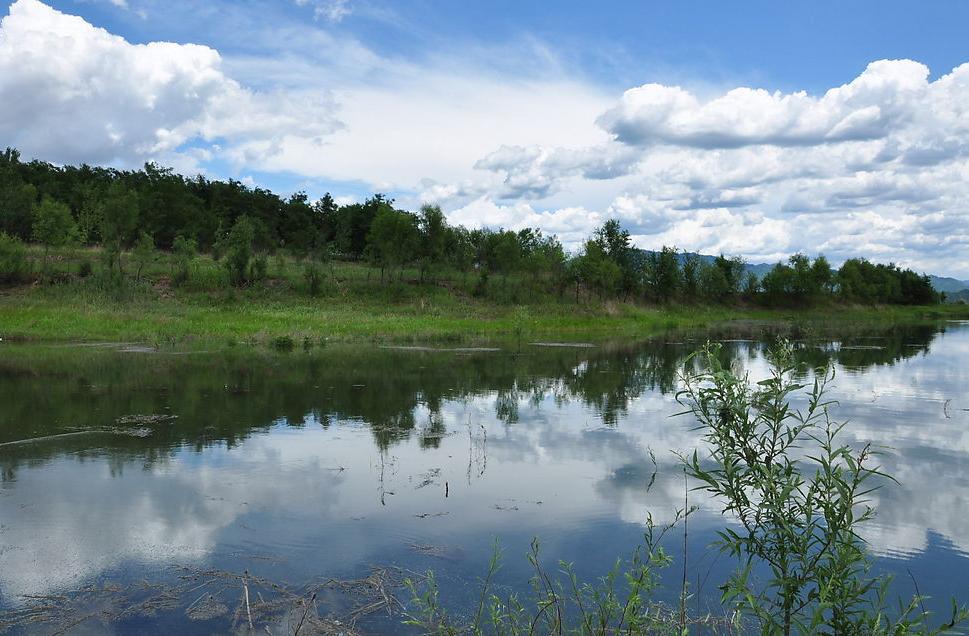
(403, 343), (969, 635)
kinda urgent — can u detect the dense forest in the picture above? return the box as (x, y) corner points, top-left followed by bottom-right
(0, 147), (942, 306)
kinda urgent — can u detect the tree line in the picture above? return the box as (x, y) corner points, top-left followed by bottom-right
(0, 147), (941, 305)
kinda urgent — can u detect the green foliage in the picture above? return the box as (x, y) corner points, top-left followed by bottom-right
(761, 254), (834, 306)
(99, 182), (139, 275)
(0, 231), (28, 284)
(646, 246), (681, 303)
(269, 335), (295, 352)
(76, 184), (105, 244)
(367, 207), (420, 279)
(837, 258), (937, 305)
(225, 216), (255, 287)
(303, 262), (325, 296)
(32, 197), (78, 274)
(679, 342), (969, 635)
(250, 253), (268, 282)
(0, 146), (945, 309)
(131, 232), (155, 281)
(418, 204), (448, 282)
(0, 148), (37, 239)
(77, 259), (93, 279)
(594, 219), (640, 297)
(405, 523), (713, 636)
(171, 235), (197, 286)
(576, 240), (622, 298)
(681, 254), (700, 300)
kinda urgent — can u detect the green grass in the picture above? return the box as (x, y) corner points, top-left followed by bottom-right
(2, 246), (967, 345)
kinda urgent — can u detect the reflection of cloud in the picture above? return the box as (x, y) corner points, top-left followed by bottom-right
(0, 431), (347, 599)
(2, 325), (968, 610)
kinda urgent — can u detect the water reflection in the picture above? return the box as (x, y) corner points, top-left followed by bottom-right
(0, 322), (966, 630)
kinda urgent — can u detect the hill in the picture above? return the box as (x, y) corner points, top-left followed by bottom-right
(929, 275), (969, 294)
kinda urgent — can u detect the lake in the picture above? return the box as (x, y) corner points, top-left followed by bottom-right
(1, 322), (968, 633)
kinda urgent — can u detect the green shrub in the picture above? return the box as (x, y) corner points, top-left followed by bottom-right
(224, 216), (254, 287)
(0, 231), (28, 283)
(679, 342), (969, 635)
(304, 262), (325, 296)
(269, 335), (295, 352)
(172, 235), (197, 287)
(250, 253), (268, 282)
(77, 259), (93, 278)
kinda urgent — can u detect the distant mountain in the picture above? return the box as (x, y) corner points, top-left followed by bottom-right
(946, 289), (969, 304)
(641, 250), (969, 295)
(928, 275), (969, 294)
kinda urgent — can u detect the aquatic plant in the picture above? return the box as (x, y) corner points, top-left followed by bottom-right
(679, 341), (968, 635)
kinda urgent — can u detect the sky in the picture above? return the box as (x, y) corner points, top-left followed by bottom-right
(2, 0), (969, 277)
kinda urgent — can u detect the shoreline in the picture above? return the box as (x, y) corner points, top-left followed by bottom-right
(2, 293), (966, 346)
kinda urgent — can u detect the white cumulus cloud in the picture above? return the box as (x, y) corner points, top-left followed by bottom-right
(0, 0), (340, 168)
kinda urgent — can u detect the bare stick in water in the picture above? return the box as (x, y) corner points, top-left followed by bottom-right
(243, 571), (253, 631)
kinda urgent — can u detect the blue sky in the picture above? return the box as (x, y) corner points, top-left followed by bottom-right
(2, 0), (969, 275)
(54, 0), (969, 90)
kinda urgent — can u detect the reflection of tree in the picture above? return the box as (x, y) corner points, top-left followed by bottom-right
(563, 343), (683, 425)
(418, 409), (447, 449)
(798, 323), (939, 370)
(0, 324), (941, 472)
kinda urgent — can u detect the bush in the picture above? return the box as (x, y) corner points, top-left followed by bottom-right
(77, 259), (93, 278)
(131, 231), (155, 281)
(304, 262), (325, 296)
(172, 235), (197, 287)
(250, 253), (268, 282)
(269, 335), (295, 352)
(679, 342), (968, 634)
(0, 231), (28, 284)
(224, 216), (254, 287)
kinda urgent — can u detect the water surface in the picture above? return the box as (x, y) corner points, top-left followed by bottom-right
(1, 323), (968, 633)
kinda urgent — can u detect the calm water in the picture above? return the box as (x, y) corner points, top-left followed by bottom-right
(1, 323), (968, 633)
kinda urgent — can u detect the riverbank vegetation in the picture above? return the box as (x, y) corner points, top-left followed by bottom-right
(1, 147), (964, 343)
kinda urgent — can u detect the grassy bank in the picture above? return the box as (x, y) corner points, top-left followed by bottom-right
(1, 246), (967, 345)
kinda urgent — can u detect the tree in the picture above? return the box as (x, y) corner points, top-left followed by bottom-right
(520, 230), (567, 295)
(32, 197), (78, 275)
(741, 271), (759, 299)
(75, 183), (105, 244)
(577, 240), (621, 299)
(699, 261), (729, 303)
(593, 219), (639, 297)
(171, 235), (197, 286)
(131, 231), (155, 281)
(335, 194), (392, 259)
(0, 231), (28, 284)
(417, 204), (448, 283)
(488, 230), (522, 286)
(713, 254), (746, 301)
(810, 254), (833, 297)
(99, 182), (139, 275)
(0, 148), (37, 240)
(225, 216), (255, 286)
(681, 253), (700, 301)
(367, 208), (419, 281)
(645, 246), (681, 303)
(761, 262), (796, 306)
